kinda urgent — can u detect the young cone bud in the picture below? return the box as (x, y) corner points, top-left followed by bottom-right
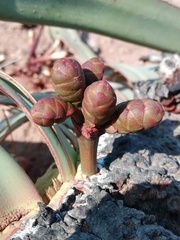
(107, 99), (164, 134)
(51, 58), (86, 107)
(82, 57), (104, 86)
(82, 80), (116, 128)
(31, 97), (74, 126)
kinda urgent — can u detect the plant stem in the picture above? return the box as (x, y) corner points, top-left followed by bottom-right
(71, 112), (99, 176)
(77, 134), (99, 176)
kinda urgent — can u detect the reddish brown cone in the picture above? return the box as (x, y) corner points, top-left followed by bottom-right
(31, 97), (74, 126)
(82, 80), (116, 128)
(106, 99), (164, 134)
(82, 57), (104, 86)
(51, 58), (86, 107)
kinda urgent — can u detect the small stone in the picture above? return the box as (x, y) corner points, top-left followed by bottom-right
(36, 203), (56, 227)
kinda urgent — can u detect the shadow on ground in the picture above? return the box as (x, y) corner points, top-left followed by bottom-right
(1, 140), (53, 182)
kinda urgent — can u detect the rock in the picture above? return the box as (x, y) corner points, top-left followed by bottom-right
(11, 118), (180, 239)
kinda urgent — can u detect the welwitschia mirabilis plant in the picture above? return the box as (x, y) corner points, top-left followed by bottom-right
(31, 57), (164, 176)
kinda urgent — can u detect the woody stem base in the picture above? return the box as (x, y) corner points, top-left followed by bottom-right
(77, 135), (99, 176)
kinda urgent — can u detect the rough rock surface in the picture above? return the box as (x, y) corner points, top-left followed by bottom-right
(11, 115), (180, 240)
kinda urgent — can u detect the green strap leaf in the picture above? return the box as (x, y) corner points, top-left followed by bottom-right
(49, 27), (96, 63)
(0, 109), (27, 141)
(0, 0), (179, 52)
(0, 71), (76, 182)
(0, 92), (55, 106)
(0, 145), (42, 232)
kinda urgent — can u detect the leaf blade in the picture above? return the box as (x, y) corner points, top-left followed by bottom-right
(0, 0), (179, 52)
(0, 71), (76, 182)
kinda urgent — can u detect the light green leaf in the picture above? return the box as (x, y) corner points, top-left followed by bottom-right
(112, 64), (159, 83)
(0, 145), (42, 232)
(107, 64), (159, 100)
(49, 27), (96, 63)
(108, 81), (134, 100)
(35, 163), (59, 200)
(0, 0), (179, 52)
(0, 71), (76, 182)
(0, 92), (55, 106)
(0, 109), (27, 141)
